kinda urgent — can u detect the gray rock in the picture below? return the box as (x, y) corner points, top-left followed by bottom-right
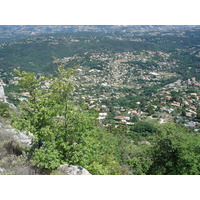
(57, 164), (91, 175)
(1, 125), (32, 148)
(13, 131), (32, 147)
(0, 167), (5, 172)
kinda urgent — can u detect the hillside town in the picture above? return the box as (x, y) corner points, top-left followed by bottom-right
(0, 25), (200, 176)
(0, 25), (199, 133)
(3, 50), (199, 132)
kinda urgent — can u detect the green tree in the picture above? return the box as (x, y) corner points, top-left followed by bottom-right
(148, 129), (200, 175)
(130, 120), (159, 138)
(118, 138), (152, 175)
(130, 115), (139, 123)
(146, 105), (155, 116)
(196, 108), (200, 122)
(12, 66), (122, 174)
(0, 102), (11, 118)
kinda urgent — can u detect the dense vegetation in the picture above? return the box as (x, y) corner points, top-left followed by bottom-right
(0, 102), (11, 118)
(9, 66), (200, 175)
(12, 66), (122, 174)
(0, 26), (200, 174)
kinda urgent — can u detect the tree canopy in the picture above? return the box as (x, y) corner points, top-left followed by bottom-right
(12, 66), (122, 174)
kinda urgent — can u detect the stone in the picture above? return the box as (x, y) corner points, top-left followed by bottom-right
(0, 80), (6, 102)
(57, 164), (91, 175)
(13, 131), (32, 147)
(0, 167), (5, 172)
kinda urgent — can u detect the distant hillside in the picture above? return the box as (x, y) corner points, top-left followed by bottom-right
(0, 25), (199, 42)
(0, 26), (199, 80)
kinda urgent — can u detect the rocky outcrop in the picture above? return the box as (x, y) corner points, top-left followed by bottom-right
(1, 124), (32, 148)
(56, 164), (91, 175)
(0, 80), (7, 103)
(13, 131), (32, 147)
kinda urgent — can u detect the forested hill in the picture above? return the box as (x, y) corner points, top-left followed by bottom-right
(0, 26), (200, 80)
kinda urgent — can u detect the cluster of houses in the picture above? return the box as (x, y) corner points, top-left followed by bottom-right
(80, 73), (200, 130)
(72, 51), (200, 130)
(1, 47), (199, 132)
